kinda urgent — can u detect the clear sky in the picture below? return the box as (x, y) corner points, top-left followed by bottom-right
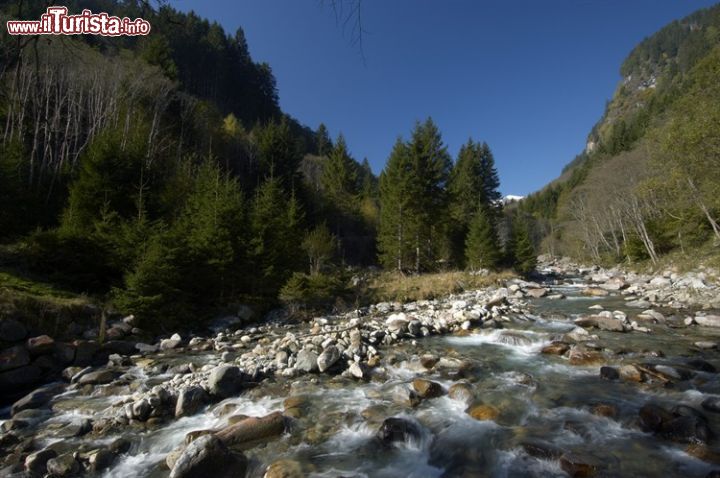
(173, 0), (719, 196)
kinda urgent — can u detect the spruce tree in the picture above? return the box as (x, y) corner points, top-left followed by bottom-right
(378, 139), (414, 271)
(465, 206), (501, 271)
(249, 177), (304, 297)
(316, 123), (332, 156)
(254, 118), (301, 187)
(479, 142), (502, 207)
(322, 133), (359, 213)
(512, 218), (537, 276)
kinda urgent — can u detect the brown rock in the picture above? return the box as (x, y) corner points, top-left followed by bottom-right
(619, 364), (644, 382)
(27, 335), (55, 355)
(592, 404), (617, 418)
(466, 403), (500, 421)
(541, 342), (570, 355)
(560, 452), (602, 477)
(0, 345), (30, 372)
(215, 412), (286, 450)
(412, 379), (444, 399)
(448, 382), (475, 405)
(265, 459), (304, 478)
(686, 444), (720, 465)
(568, 347), (604, 366)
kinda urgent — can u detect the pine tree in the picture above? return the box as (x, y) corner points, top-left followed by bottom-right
(254, 118), (301, 186)
(378, 119), (452, 272)
(378, 138), (414, 271)
(322, 133), (359, 212)
(406, 118), (452, 272)
(249, 177), (304, 297)
(465, 206), (501, 271)
(316, 123), (332, 156)
(479, 142), (502, 207)
(512, 218), (537, 276)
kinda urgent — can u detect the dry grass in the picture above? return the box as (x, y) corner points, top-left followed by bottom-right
(366, 269), (516, 304)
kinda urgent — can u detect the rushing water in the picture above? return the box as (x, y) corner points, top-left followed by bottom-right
(10, 277), (720, 477)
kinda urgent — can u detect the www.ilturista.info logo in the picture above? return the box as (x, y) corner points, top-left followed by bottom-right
(6, 6), (151, 36)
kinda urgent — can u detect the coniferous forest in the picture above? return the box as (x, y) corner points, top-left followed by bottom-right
(0, 1), (528, 334)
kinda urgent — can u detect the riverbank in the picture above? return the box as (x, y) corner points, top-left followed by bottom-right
(2, 262), (720, 477)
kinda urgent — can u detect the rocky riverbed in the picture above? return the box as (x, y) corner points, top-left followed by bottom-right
(2, 258), (720, 477)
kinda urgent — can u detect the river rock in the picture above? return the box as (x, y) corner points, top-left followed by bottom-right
(0, 319), (27, 342)
(215, 412), (286, 450)
(317, 346), (340, 373)
(295, 350), (319, 373)
(466, 403), (500, 421)
(46, 453), (79, 476)
(11, 383), (64, 416)
(567, 346), (604, 366)
(376, 417), (423, 445)
(582, 288), (609, 297)
(265, 459), (303, 478)
(391, 384), (421, 407)
(560, 452), (603, 477)
(207, 365), (244, 398)
(169, 434), (247, 478)
(161, 333), (183, 350)
(0, 345), (30, 372)
(348, 362), (368, 379)
(521, 439), (563, 459)
(175, 386), (209, 417)
(132, 399), (151, 421)
(25, 448), (57, 475)
(695, 315), (720, 328)
(26, 335), (55, 356)
(412, 378), (444, 399)
(541, 342), (570, 355)
(600, 366), (620, 381)
(86, 448), (116, 472)
(448, 382), (475, 405)
(77, 369), (119, 385)
(619, 364), (644, 382)
(526, 288), (548, 298)
(702, 397), (720, 414)
(386, 314), (409, 334)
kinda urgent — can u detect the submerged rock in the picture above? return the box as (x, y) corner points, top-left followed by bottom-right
(169, 434), (246, 478)
(412, 378), (444, 399)
(376, 417), (423, 445)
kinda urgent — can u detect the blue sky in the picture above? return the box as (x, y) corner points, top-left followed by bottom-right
(174, 0), (719, 196)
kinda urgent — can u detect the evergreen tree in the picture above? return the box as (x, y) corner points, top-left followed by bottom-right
(321, 133), (359, 213)
(254, 118), (301, 187)
(511, 218), (537, 276)
(378, 139), (415, 270)
(479, 142), (502, 207)
(249, 177), (304, 298)
(406, 118), (452, 272)
(378, 119), (452, 272)
(465, 206), (501, 270)
(316, 123), (332, 156)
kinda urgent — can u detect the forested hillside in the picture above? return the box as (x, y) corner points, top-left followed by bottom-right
(0, 1), (528, 333)
(519, 3), (720, 265)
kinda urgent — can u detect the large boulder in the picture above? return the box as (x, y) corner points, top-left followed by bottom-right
(161, 334), (183, 351)
(77, 369), (120, 385)
(412, 379), (444, 399)
(376, 417), (423, 445)
(46, 453), (80, 476)
(207, 365), (244, 398)
(295, 350), (319, 373)
(169, 434), (247, 478)
(27, 335), (55, 356)
(11, 383), (64, 416)
(175, 386), (209, 417)
(215, 412), (287, 450)
(695, 315), (720, 328)
(264, 459), (303, 478)
(25, 448), (57, 475)
(317, 346), (340, 373)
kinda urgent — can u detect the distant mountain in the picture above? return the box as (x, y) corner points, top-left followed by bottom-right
(519, 3), (720, 263)
(503, 195), (524, 204)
